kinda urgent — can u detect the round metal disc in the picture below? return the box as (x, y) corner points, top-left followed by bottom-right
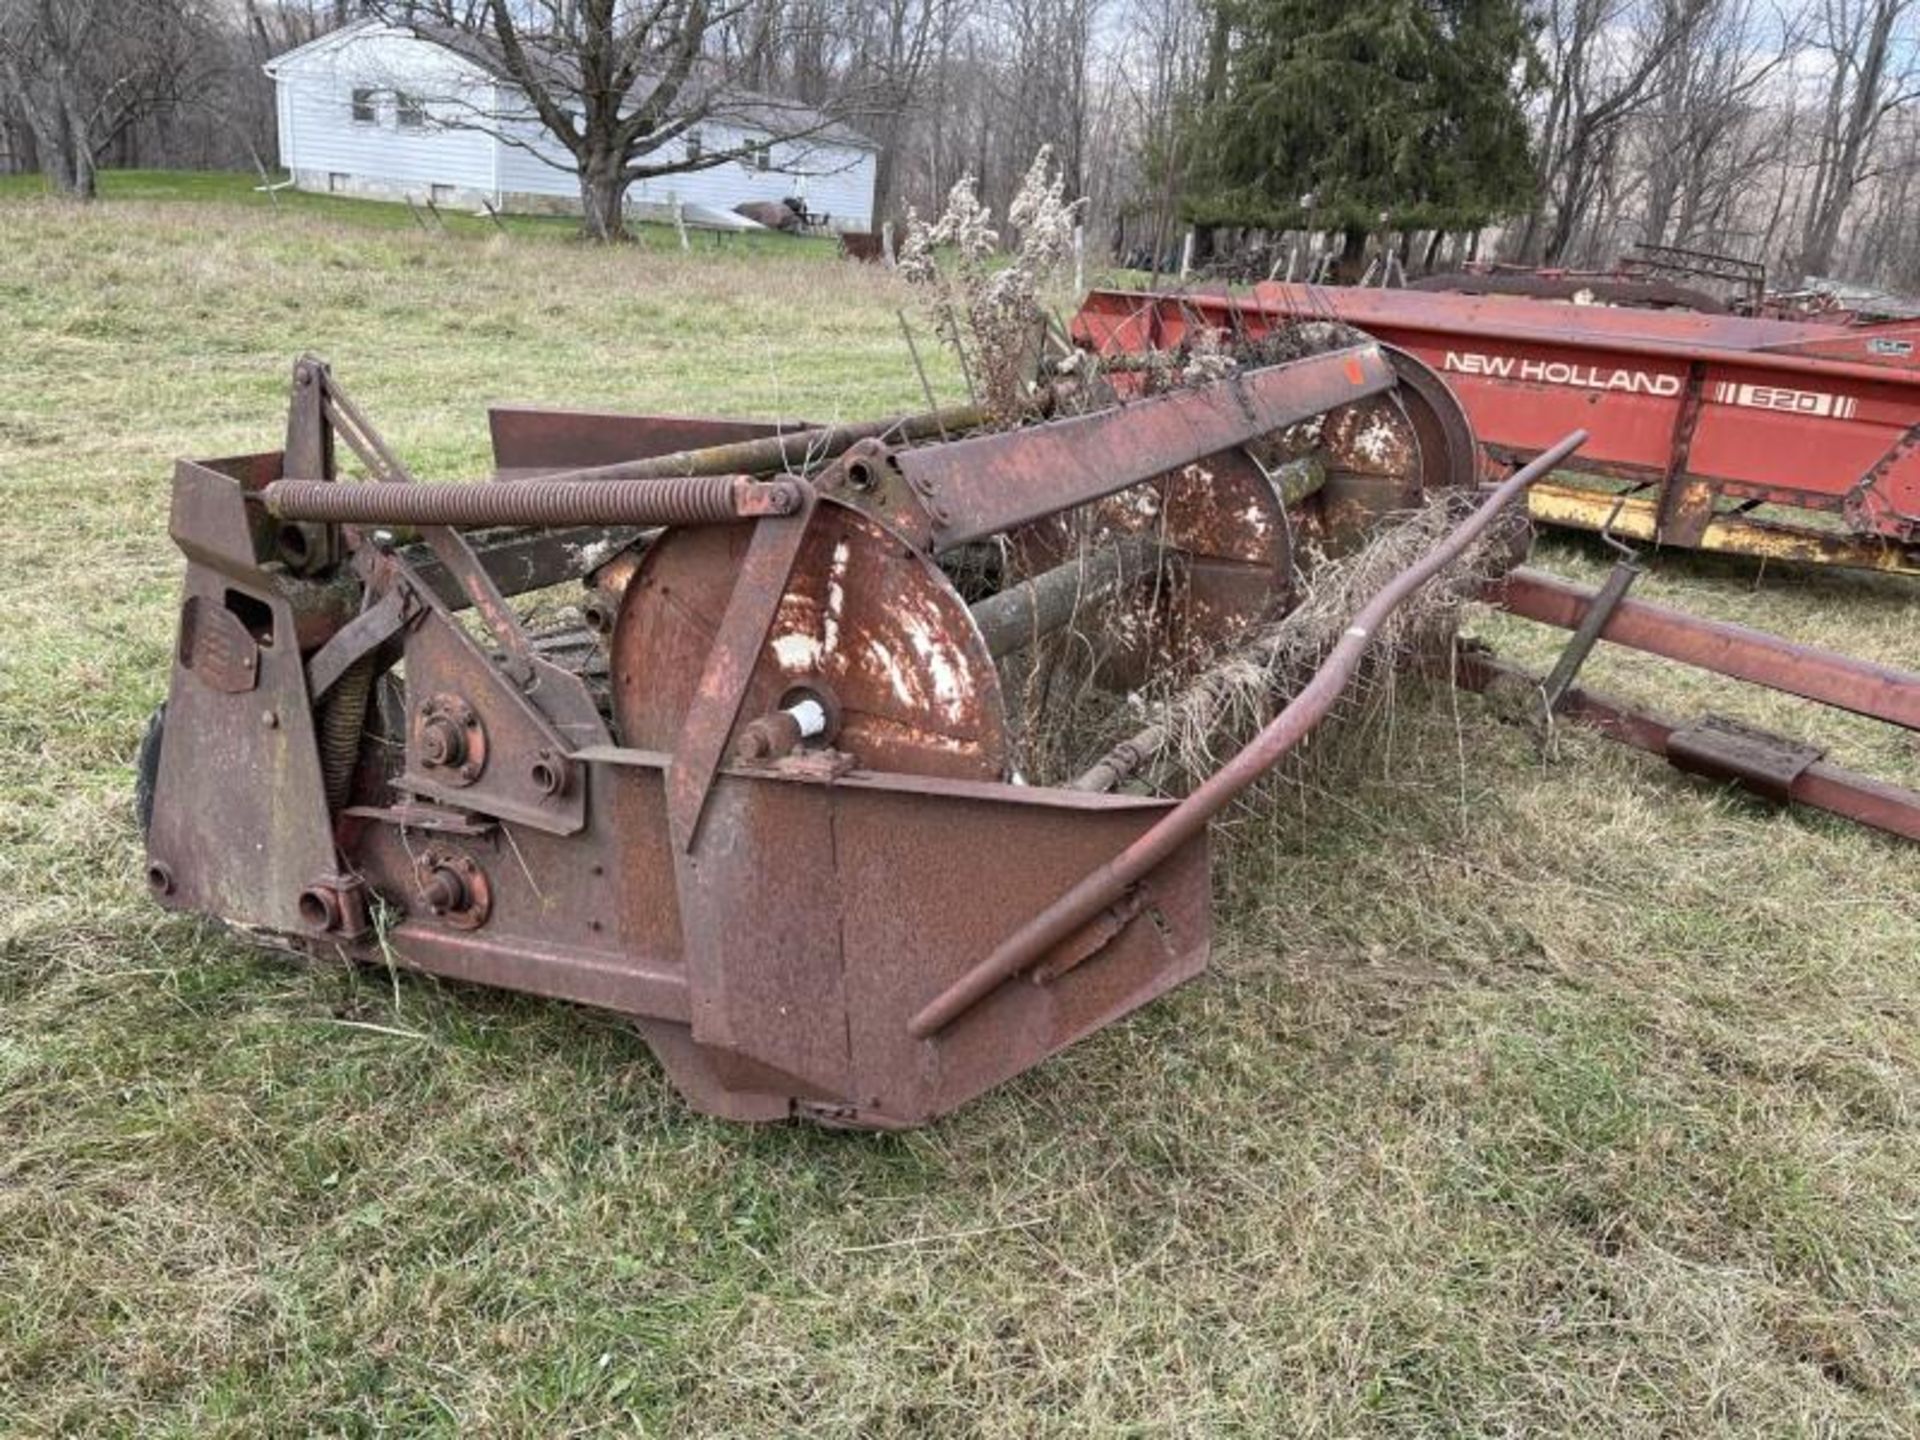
(1383, 344), (1479, 491)
(611, 500), (1009, 780)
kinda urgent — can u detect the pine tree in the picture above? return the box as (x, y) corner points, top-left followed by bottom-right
(1180, 0), (1540, 246)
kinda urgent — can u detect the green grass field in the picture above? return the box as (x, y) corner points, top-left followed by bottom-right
(2, 175), (1918, 1436)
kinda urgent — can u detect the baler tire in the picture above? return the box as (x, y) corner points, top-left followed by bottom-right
(134, 703), (165, 840)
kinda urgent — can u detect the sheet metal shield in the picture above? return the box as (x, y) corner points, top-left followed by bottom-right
(611, 499), (1010, 780)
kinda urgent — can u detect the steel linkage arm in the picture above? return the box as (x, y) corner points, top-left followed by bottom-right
(908, 429), (1591, 1039)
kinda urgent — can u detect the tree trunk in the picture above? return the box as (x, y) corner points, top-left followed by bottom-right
(61, 85), (97, 200)
(873, 154), (894, 233)
(578, 155), (630, 242)
(1323, 226), (1366, 284)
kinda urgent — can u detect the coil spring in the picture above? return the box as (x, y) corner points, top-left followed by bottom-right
(264, 476), (795, 528)
(318, 655), (374, 812)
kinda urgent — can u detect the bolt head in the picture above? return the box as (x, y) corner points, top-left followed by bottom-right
(419, 713), (465, 767)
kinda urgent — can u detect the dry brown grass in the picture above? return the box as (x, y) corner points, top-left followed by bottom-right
(2, 177), (1918, 1436)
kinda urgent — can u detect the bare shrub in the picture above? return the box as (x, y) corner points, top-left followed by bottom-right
(900, 146), (1087, 419)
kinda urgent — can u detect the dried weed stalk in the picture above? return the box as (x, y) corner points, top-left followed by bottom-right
(1003, 493), (1517, 823)
(900, 148), (1086, 420)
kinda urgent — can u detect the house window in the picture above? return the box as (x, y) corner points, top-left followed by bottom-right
(328, 172), (349, 193)
(397, 93), (427, 130)
(755, 147), (772, 172)
(684, 130), (702, 162)
(350, 88), (377, 124)
(430, 183), (456, 205)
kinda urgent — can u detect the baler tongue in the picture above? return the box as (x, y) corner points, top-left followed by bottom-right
(144, 343), (1571, 1127)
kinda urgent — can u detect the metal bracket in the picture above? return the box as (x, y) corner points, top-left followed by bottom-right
(666, 500), (819, 852)
(1652, 361), (1714, 547)
(1032, 885), (1156, 983)
(1843, 417), (1920, 537)
(1667, 714), (1824, 803)
(304, 582), (414, 702)
(1536, 482), (1644, 716)
(1539, 556), (1640, 715)
(310, 363), (539, 670)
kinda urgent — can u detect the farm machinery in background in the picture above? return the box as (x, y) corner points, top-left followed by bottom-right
(1411, 245), (1920, 325)
(141, 296), (1920, 1128)
(1408, 243), (1768, 314)
(1078, 282), (1920, 577)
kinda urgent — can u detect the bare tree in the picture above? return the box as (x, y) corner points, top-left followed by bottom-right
(1637, 0), (1796, 251)
(849, 0), (958, 222)
(0, 0), (222, 197)
(373, 0), (880, 240)
(1795, 0), (1919, 276)
(1515, 0), (1714, 263)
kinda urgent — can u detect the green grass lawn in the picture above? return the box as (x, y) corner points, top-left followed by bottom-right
(0, 167), (850, 257)
(2, 176), (1918, 1436)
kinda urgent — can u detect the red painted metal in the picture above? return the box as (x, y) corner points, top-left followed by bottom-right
(1074, 284), (1920, 545)
(1491, 568), (1920, 730)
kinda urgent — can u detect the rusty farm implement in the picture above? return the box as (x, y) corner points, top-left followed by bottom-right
(140, 313), (1920, 1127)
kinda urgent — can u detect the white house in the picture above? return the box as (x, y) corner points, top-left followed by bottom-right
(264, 20), (879, 231)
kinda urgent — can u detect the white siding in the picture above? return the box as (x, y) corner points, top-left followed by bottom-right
(274, 27), (498, 203)
(494, 116), (875, 229)
(491, 117), (580, 200)
(272, 23), (878, 229)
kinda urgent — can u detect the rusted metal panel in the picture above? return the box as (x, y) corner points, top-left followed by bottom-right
(899, 346), (1397, 548)
(1667, 714), (1825, 802)
(611, 500), (1009, 795)
(1004, 440), (1295, 686)
(148, 470), (337, 936)
(177, 594), (262, 693)
(352, 762), (688, 1018)
(394, 605), (601, 836)
(833, 777), (1209, 1126)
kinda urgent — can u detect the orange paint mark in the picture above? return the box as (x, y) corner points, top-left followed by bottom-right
(1343, 357), (1365, 386)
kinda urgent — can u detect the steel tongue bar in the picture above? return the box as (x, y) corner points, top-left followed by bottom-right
(908, 428), (1591, 1040)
